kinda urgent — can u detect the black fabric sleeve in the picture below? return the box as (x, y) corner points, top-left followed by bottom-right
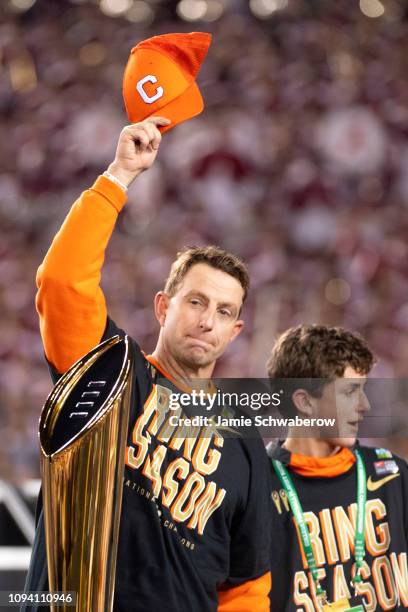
(226, 436), (272, 584)
(21, 509), (49, 612)
(399, 458), (408, 539)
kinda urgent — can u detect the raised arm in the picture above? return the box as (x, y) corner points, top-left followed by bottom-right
(36, 116), (171, 374)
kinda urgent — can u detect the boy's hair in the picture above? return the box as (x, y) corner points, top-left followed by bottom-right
(267, 324), (375, 416)
(164, 246), (250, 304)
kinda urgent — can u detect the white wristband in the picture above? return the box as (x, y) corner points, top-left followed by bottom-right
(103, 171), (128, 192)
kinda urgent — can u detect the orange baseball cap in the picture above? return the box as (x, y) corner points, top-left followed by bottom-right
(123, 32), (212, 134)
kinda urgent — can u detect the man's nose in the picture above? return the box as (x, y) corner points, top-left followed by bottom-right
(359, 390), (371, 413)
(199, 307), (216, 331)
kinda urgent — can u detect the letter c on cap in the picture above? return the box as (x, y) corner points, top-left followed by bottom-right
(136, 75), (164, 104)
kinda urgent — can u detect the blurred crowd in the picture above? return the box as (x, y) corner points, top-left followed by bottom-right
(1, 0), (408, 479)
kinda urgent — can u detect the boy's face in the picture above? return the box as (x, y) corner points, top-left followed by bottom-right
(309, 366), (370, 448)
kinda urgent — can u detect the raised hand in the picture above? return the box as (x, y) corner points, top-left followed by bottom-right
(107, 116), (171, 187)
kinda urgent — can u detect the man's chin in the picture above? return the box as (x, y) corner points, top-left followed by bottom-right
(329, 436), (357, 449)
(181, 348), (216, 370)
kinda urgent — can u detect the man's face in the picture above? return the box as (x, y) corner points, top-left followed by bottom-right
(155, 263), (244, 371)
(309, 366), (370, 448)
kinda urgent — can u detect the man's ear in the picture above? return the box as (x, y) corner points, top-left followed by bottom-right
(229, 319), (244, 343)
(292, 389), (315, 417)
(154, 291), (170, 327)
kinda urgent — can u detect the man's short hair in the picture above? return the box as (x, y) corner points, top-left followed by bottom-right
(164, 245), (250, 305)
(267, 324), (375, 416)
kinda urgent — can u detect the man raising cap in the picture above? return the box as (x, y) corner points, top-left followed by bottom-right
(24, 32), (272, 612)
(267, 325), (408, 611)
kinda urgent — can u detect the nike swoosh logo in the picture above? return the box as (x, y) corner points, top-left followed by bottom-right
(367, 474), (400, 491)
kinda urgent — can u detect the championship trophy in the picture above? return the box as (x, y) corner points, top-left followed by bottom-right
(39, 335), (134, 611)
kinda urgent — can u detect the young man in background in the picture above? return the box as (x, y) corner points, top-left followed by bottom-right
(267, 324), (408, 611)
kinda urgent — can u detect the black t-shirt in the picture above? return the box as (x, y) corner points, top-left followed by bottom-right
(268, 442), (408, 611)
(24, 318), (271, 612)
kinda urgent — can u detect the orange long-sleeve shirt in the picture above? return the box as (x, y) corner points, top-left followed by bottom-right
(36, 175), (127, 373)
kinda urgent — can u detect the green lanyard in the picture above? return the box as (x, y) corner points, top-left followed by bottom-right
(272, 449), (367, 600)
